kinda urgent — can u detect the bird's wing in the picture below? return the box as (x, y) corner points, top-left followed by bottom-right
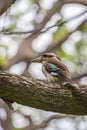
(45, 62), (71, 81)
(45, 63), (59, 73)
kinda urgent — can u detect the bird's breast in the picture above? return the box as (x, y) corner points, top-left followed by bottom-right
(42, 66), (54, 82)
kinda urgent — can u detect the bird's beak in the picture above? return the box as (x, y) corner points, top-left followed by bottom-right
(31, 56), (42, 63)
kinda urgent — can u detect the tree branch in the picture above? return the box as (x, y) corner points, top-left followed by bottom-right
(22, 113), (74, 130)
(72, 72), (87, 81)
(46, 18), (87, 52)
(4, 0), (64, 69)
(6, 14), (86, 69)
(0, 71), (87, 115)
(0, 9), (87, 35)
(0, 0), (16, 16)
(64, 0), (87, 6)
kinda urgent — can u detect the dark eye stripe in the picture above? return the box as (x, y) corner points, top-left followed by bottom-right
(43, 54), (53, 58)
(43, 54), (48, 57)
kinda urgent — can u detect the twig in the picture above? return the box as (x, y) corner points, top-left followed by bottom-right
(72, 72), (87, 81)
(0, 9), (87, 35)
(47, 18), (87, 52)
(41, 9), (87, 33)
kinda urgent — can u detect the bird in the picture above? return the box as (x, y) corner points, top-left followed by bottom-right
(32, 53), (78, 88)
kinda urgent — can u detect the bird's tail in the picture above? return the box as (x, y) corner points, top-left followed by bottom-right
(63, 78), (80, 90)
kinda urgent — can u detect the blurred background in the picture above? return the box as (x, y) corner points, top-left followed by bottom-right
(0, 0), (87, 129)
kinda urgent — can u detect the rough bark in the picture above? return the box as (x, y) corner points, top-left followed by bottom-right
(0, 71), (87, 115)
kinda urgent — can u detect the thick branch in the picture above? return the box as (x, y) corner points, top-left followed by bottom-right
(0, 72), (87, 115)
(0, 0), (16, 15)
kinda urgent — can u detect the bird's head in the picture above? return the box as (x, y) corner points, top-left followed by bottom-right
(32, 53), (61, 63)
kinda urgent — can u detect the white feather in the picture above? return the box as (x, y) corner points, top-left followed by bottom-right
(42, 66), (54, 82)
(51, 72), (58, 76)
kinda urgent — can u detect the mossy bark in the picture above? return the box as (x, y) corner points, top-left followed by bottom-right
(0, 72), (87, 115)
